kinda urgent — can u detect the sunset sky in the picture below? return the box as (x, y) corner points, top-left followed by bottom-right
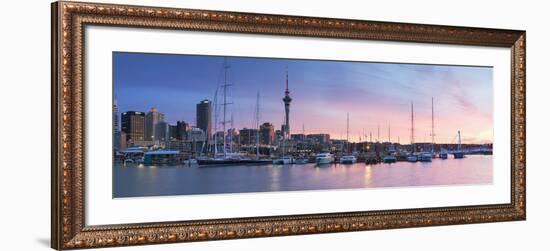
(114, 52), (493, 144)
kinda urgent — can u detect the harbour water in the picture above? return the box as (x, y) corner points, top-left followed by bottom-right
(113, 155), (492, 198)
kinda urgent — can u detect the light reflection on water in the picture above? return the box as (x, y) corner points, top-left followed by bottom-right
(113, 155), (492, 198)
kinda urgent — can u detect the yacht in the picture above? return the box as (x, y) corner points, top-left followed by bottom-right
(294, 158), (309, 164)
(439, 149), (448, 159)
(383, 155), (397, 163)
(273, 156), (293, 165)
(316, 153), (334, 165)
(340, 155), (357, 164)
(419, 152), (433, 162)
(407, 155), (418, 162)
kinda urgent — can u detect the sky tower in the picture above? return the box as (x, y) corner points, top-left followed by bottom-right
(282, 68), (292, 140)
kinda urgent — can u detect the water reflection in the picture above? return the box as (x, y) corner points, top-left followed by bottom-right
(113, 155), (492, 198)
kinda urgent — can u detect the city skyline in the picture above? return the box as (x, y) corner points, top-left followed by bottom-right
(114, 52), (493, 144)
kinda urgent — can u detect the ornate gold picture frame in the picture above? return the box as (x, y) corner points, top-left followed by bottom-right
(51, 1), (526, 249)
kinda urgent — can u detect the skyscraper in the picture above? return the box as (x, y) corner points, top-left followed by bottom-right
(113, 97), (119, 134)
(239, 128), (259, 146)
(196, 99), (212, 141)
(176, 121), (189, 140)
(155, 121), (169, 142)
(260, 122), (275, 145)
(145, 107), (164, 142)
(121, 111), (145, 142)
(282, 69), (292, 140)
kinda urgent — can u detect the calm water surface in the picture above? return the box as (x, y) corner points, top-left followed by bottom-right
(113, 155), (492, 198)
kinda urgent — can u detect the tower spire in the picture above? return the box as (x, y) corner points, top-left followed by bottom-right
(282, 66), (292, 141)
(285, 67), (289, 94)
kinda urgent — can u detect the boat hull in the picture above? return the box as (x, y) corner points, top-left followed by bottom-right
(453, 152), (465, 159)
(383, 157), (397, 163)
(198, 159), (272, 167)
(316, 158), (334, 165)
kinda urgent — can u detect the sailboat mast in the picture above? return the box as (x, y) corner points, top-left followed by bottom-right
(346, 113), (350, 142)
(388, 122), (391, 143)
(431, 97), (435, 152)
(222, 58), (228, 156)
(377, 124), (380, 142)
(410, 101), (415, 145)
(230, 114), (234, 153)
(346, 113), (350, 153)
(213, 85), (219, 156)
(255, 91), (260, 157)
(458, 130), (462, 151)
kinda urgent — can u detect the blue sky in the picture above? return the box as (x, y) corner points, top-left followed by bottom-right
(114, 52), (493, 143)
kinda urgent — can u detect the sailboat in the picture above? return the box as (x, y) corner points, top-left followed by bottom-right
(432, 97), (448, 160)
(407, 101), (418, 162)
(382, 122), (397, 163)
(294, 124), (309, 164)
(341, 113), (357, 164)
(419, 99), (433, 162)
(199, 58), (270, 167)
(453, 130), (465, 159)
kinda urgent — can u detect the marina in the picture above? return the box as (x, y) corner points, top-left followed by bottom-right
(112, 53), (494, 197)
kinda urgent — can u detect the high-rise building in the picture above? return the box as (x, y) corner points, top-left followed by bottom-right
(282, 69), (292, 140)
(188, 127), (207, 142)
(176, 121), (189, 140)
(260, 122), (275, 145)
(145, 107), (165, 142)
(196, 99), (212, 141)
(168, 124), (177, 140)
(239, 128), (259, 146)
(274, 129), (283, 145)
(155, 121), (169, 142)
(114, 131), (127, 150)
(121, 111), (145, 142)
(113, 97), (119, 134)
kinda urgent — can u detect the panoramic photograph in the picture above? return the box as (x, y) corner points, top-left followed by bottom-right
(112, 52), (494, 198)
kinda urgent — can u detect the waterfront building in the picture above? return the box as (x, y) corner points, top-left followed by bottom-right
(307, 134), (331, 145)
(239, 128), (259, 146)
(291, 133), (306, 141)
(188, 127), (207, 155)
(260, 122), (275, 145)
(113, 97), (119, 134)
(330, 139), (347, 152)
(274, 129), (283, 145)
(196, 99), (212, 141)
(143, 150), (182, 165)
(176, 121), (189, 140)
(154, 121), (169, 142)
(168, 124), (177, 140)
(121, 111), (145, 143)
(113, 131), (127, 150)
(165, 139), (186, 152)
(144, 107), (165, 142)
(188, 127), (207, 142)
(227, 128), (239, 147)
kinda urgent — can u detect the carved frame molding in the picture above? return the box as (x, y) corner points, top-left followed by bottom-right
(51, 1), (526, 249)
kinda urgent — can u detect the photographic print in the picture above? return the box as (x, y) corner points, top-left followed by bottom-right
(112, 52), (494, 198)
